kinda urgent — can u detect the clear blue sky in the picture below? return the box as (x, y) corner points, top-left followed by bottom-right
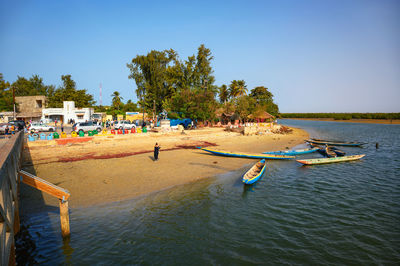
(1, 0), (399, 112)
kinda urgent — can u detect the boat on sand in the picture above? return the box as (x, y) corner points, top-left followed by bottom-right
(296, 154), (365, 165)
(198, 147), (294, 160)
(242, 159), (266, 184)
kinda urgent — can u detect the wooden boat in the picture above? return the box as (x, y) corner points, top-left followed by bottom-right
(307, 139), (366, 147)
(330, 147), (346, 157)
(263, 147), (319, 156)
(296, 154), (365, 165)
(242, 159), (267, 184)
(198, 147), (295, 160)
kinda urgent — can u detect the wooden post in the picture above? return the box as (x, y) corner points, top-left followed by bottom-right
(59, 199), (70, 238)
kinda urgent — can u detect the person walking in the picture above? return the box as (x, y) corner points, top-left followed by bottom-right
(154, 143), (161, 161)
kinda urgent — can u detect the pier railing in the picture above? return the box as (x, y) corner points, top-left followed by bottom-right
(0, 132), (24, 265)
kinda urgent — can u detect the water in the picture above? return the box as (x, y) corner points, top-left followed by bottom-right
(17, 120), (400, 265)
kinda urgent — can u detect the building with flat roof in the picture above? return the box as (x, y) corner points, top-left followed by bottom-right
(15, 95), (47, 122)
(42, 101), (93, 124)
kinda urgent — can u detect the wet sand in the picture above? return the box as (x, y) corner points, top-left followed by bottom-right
(21, 127), (308, 209)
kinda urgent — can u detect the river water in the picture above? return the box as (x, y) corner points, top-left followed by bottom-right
(16, 120), (400, 265)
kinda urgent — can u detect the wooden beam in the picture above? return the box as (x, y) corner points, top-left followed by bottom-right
(59, 200), (70, 238)
(19, 170), (70, 200)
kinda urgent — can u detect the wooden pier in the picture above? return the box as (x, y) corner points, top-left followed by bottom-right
(0, 132), (71, 265)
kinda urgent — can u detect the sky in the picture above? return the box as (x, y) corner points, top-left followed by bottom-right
(0, 0), (399, 112)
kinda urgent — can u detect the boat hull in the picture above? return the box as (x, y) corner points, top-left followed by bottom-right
(307, 139), (365, 147)
(263, 147), (319, 156)
(200, 148), (294, 160)
(297, 154), (365, 165)
(242, 159), (267, 184)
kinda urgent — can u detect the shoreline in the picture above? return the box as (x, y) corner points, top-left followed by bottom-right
(280, 118), (400, 125)
(20, 127), (309, 210)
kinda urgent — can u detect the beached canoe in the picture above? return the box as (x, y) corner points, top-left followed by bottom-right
(307, 139), (366, 147)
(242, 159), (267, 184)
(262, 147), (319, 156)
(296, 154), (365, 165)
(199, 148), (295, 159)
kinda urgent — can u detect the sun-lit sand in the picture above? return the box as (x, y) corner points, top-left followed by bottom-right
(21, 126), (308, 209)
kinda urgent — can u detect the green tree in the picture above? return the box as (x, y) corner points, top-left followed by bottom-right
(111, 91), (123, 110)
(11, 75), (55, 97)
(249, 86), (279, 116)
(229, 80), (239, 99)
(47, 75), (95, 108)
(235, 95), (256, 122)
(218, 84), (229, 103)
(122, 99), (139, 112)
(237, 80), (247, 96)
(127, 49), (177, 114)
(0, 73), (13, 111)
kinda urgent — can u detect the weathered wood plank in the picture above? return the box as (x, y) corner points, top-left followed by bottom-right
(19, 170), (70, 200)
(59, 200), (70, 238)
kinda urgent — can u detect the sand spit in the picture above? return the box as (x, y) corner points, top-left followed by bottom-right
(21, 127), (308, 209)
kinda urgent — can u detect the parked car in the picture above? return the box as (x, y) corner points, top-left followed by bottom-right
(73, 121), (103, 134)
(28, 123), (56, 133)
(113, 120), (136, 130)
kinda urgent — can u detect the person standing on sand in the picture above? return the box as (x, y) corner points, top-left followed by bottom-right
(154, 143), (161, 161)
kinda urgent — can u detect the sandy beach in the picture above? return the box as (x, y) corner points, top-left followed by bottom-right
(21, 126), (308, 209)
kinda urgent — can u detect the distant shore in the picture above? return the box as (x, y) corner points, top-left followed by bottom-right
(20, 126), (308, 210)
(281, 118), (400, 125)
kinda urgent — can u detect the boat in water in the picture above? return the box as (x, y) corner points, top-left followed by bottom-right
(296, 154), (365, 165)
(242, 159), (267, 184)
(263, 147), (319, 156)
(306, 138), (366, 147)
(198, 147), (295, 160)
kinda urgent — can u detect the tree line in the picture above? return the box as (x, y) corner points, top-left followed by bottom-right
(127, 44), (279, 122)
(0, 73), (95, 110)
(281, 113), (400, 120)
(1, 44), (280, 122)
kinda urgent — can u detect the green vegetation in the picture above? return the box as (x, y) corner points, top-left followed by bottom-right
(127, 44), (279, 121)
(1, 44), (280, 122)
(0, 74), (95, 110)
(281, 113), (400, 120)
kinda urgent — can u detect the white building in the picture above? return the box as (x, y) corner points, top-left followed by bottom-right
(42, 101), (94, 125)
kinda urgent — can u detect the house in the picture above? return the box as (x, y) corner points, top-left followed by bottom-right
(15, 95), (47, 122)
(42, 101), (94, 125)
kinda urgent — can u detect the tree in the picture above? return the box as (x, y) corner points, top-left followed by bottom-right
(47, 75), (95, 108)
(11, 75), (55, 97)
(122, 99), (139, 112)
(237, 80), (247, 96)
(218, 84), (229, 103)
(127, 44), (218, 121)
(249, 86), (279, 116)
(0, 73), (12, 111)
(111, 91), (123, 110)
(127, 49), (177, 114)
(235, 95), (256, 122)
(229, 80), (239, 99)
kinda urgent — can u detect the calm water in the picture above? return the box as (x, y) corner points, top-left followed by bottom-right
(17, 120), (400, 265)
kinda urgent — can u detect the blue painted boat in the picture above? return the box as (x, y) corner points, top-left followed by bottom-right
(242, 159), (266, 184)
(199, 147), (294, 160)
(262, 147), (319, 156)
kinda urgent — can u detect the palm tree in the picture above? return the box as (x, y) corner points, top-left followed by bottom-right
(229, 80), (239, 99)
(111, 91), (123, 110)
(237, 80), (247, 96)
(219, 84), (229, 103)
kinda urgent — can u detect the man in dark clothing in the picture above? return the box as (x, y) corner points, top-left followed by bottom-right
(154, 143), (161, 161)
